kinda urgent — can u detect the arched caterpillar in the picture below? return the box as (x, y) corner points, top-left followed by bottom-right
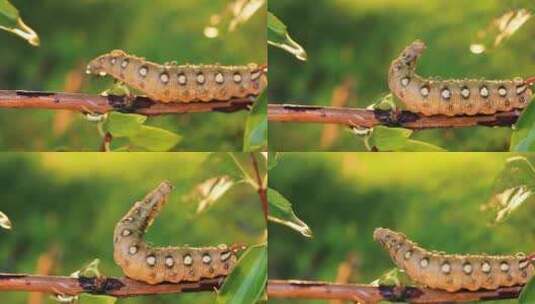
(388, 40), (534, 116)
(113, 181), (244, 284)
(374, 228), (534, 292)
(86, 50), (267, 103)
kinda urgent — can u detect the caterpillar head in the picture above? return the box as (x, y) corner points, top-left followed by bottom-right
(86, 49), (128, 76)
(373, 227), (407, 251)
(394, 40), (426, 69)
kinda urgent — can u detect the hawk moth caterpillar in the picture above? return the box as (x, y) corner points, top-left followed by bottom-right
(86, 50), (267, 103)
(374, 227), (534, 292)
(388, 40), (534, 116)
(113, 181), (244, 284)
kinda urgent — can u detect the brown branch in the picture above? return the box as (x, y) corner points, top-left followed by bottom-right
(250, 153), (268, 221)
(268, 103), (522, 130)
(0, 90), (254, 116)
(0, 273), (224, 297)
(267, 280), (524, 303)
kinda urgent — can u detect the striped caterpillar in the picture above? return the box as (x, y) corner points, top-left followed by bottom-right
(374, 228), (534, 292)
(86, 50), (267, 103)
(388, 40), (534, 116)
(113, 181), (244, 284)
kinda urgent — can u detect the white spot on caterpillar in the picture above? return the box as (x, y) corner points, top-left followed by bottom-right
(139, 66), (148, 77)
(99, 71), (107, 77)
(420, 86), (430, 97)
(404, 250), (412, 260)
(233, 72), (242, 83)
(121, 229), (132, 237)
(215, 73), (224, 84)
(441, 88), (451, 100)
(146, 255), (156, 266)
(480, 86), (489, 98)
(498, 86), (507, 97)
(202, 253), (212, 264)
(251, 71), (261, 80)
(441, 262), (451, 274)
(420, 257), (429, 268)
(121, 59), (129, 69)
(481, 261), (491, 273)
(111, 57), (117, 65)
(183, 254), (193, 266)
(519, 260), (529, 269)
(463, 262), (473, 274)
(461, 87), (470, 99)
(129, 245), (138, 255)
(165, 256), (174, 268)
(196, 73), (206, 85)
(517, 85), (527, 95)
(220, 251), (232, 262)
(401, 77), (410, 87)
(178, 73), (187, 85)
(160, 72), (169, 84)
(500, 262), (510, 272)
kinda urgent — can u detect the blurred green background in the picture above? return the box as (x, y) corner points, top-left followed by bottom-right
(0, 0), (266, 151)
(268, 153), (535, 303)
(0, 153), (265, 303)
(268, 0), (535, 151)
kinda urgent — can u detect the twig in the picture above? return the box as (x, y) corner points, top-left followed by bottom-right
(100, 132), (112, 152)
(267, 280), (524, 303)
(268, 104), (522, 130)
(0, 273), (224, 297)
(250, 153), (268, 221)
(0, 90), (254, 116)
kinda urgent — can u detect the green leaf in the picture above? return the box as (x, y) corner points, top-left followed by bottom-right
(78, 294), (117, 304)
(0, 0), (39, 46)
(267, 12), (307, 61)
(104, 112), (147, 138)
(520, 275), (535, 304)
(367, 126), (445, 152)
(243, 93), (267, 152)
(129, 125), (181, 152)
(481, 156), (535, 223)
(268, 152), (281, 170)
(510, 96), (535, 151)
(0, 211), (11, 230)
(216, 244), (267, 304)
(267, 188), (312, 238)
(370, 268), (414, 288)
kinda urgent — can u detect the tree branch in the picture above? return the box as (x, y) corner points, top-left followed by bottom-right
(268, 104), (521, 130)
(267, 280), (524, 303)
(0, 273), (224, 297)
(0, 90), (254, 116)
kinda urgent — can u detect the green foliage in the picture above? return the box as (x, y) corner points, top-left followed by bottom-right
(103, 112), (181, 151)
(268, 153), (533, 304)
(0, 153), (265, 304)
(216, 244), (267, 304)
(268, 0), (533, 151)
(267, 188), (312, 238)
(519, 276), (535, 304)
(510, 96), (535, 151)
(78, 294), (117, 304)
(0, 0), (39, 46)
(367, 126), (445, 152)
(243, 93), (267, 152)
(0, 0), (265, 151)
(267, 12), (307, 61)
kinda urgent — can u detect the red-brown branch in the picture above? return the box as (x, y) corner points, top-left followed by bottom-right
(250, 153), (268, 221)
(0, 273), (223, 297)
(267, 280), (524, 303)
(268, 103), (522, 130)
(0, 90), (254, 116)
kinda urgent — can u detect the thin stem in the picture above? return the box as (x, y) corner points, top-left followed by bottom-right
(250, 153), (268, 221)
(0, 90), (254, 116)
(268, 103), (522, 129)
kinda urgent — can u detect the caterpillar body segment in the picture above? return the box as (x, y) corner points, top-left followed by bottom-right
(113, 181), (243, 284)
(374, 227), (533, 292)
(86, 50), (267, 103)
(388, 40), (533, 116)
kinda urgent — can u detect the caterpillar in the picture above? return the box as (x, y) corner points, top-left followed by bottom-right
(388, 40), (534, 116)
(86, 50), (267, 103)
(113, 181), (244, 284)
(374, 227), (534, 292)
